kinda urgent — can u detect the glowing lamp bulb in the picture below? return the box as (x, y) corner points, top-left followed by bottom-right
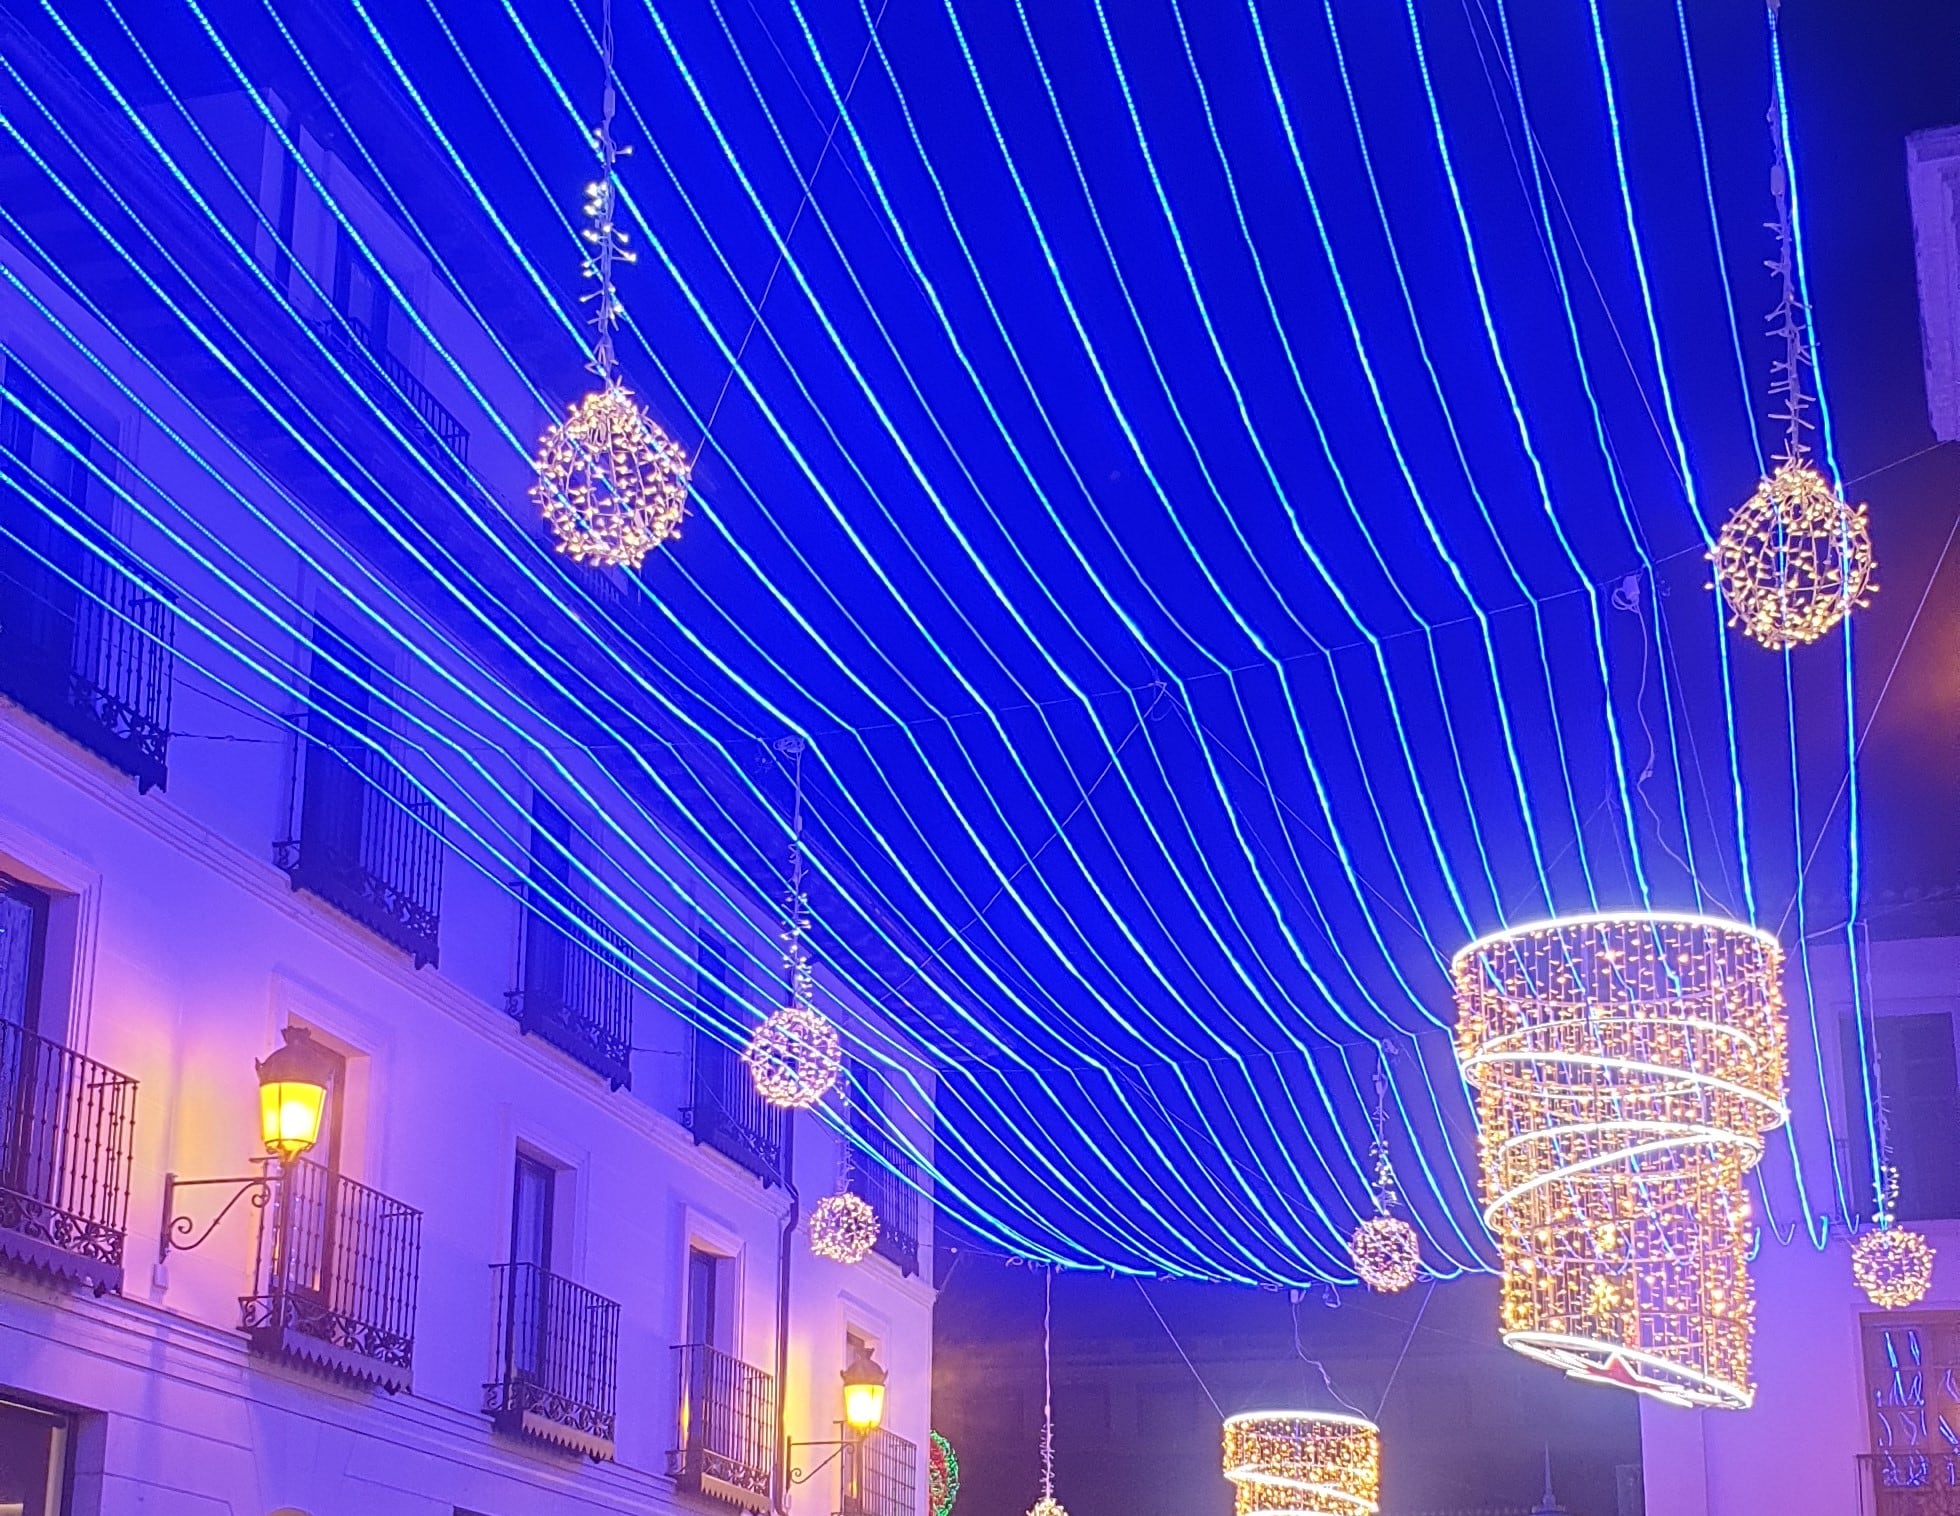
(842, 1342), (889, 1433)
(255, 1026), (333, 1160)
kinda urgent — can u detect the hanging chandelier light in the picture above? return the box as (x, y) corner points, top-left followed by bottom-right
(1710, 62), (1873, 647)
(1452, 913), (1789, 1410)
(1852, 1167), (1937, 1310)
(747, 739), (843, 1108)
(1348, 1060), (1420, 1294)
(531, 0), (690, 567)
(1221, 1411), (1381, 1516)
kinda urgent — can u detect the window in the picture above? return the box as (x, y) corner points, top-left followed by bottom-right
(684, 929), (785, 1186)
(1860, 1313), (1960, 1513)
(280, 621), (444, 966)
(332, 227), (393, 351)
(507, 1154), (556, 1386)
(0, 874), (50, 1035)
(686, 1245), (734, 1352)
(1841, 1012), (1960, 1222)
(0, 1395), (73, 1515)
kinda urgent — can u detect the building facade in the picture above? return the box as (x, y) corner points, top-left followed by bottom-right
(0, 9), (935, 1512)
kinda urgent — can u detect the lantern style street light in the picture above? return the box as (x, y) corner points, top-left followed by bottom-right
(789, 1343), (893, 1497)
(159, 1026), (335, 1261)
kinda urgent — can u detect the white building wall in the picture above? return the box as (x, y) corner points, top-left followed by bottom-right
(0, 96), (937, 1513)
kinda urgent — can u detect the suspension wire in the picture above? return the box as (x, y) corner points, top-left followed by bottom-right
(1042, 1265), (1060, 1499)
(1764, 23), (1812, 469)
(583, 0), (632, 380)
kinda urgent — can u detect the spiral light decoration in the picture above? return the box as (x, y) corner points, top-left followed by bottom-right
(1453, 913), (1789, 1410)
(1222, 1411), (1381, 1516)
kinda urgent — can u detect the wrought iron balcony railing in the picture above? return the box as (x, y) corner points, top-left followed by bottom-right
(507, 887), (634, 1090)
(684, 1031), (785, 1188)
(0, 1020), (136, 1295)
(0, 494), (174, 793)
(278, 735), (445, 968)
(669, 1341), (775, 1511)
(1860, 1453), (1960, 1516)
(318, 314), (470, 471)
(849, 1116), (922, 1278)
(485, 1262), (620, 1460)
(241, 1158), (421, 1392)
(843, 1428), (918, 1516)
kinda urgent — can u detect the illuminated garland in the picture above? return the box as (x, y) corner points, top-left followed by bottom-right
(1453, 913), (1789, 1409)
(530, 0), (689, 566)
(1027, 1268), (1068, 1516)
(1852, 1167), (1936, 1310)
(929, 1431), (961, 1516)
(1221, 1411), (1380, 1516)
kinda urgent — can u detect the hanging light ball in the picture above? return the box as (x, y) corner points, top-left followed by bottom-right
(1710, 460), (1876, 649)
(929, 1431), (962, 1516)
(1347, 1216), (1421, 1294)
(1453, 912), (1788, 1410)
(1222, 1411), (1381, 1516)
(531, 381), (689, 569)
(1026, 1500), (1069, 1516)
(745, 1004), (843, 1108)
(809, 1191), (881, 1265)
(1852, 1226), (1936, 1310)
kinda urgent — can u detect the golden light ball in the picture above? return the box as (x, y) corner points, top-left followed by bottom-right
(745, 1004), (843, 1108)
(1711, 460), (1875, 649)
(1852, 1226), (1936, 1310)
(1347, 1216), (1421, 1294)
(532, 382), (689, 569)
(809, 1191), (881, 1265)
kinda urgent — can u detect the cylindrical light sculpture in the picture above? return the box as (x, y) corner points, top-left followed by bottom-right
(1452, 913), (1788, 1410)
(1222, 1411), (1380, 1516)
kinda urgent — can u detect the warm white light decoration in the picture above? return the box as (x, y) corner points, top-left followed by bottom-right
(1453, 912), (1789, 1410)
(1348, 1063), (1420, 1293)
(746, 740), (843, 1108)
(1853, 1165), (1936, 1309)
(531, 0), (689, 567)
(1026, 1268), (1068, 1516)
(1711, 69), (1873, 648)
(1221, 1410), (1381, 1516)
(809, 1191), (880, 1264)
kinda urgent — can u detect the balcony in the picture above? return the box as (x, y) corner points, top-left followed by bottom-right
(0, 490), (174, 793)
(849, 1115), (922, 1278)
(1861, 1453), (1960, 1516)
(843, 1429), (918, 1516)
(507, 887), (634, 1090)
(318, 315), (470, 474)
(0, 1021), (136, 1295)
(278, 732), (444, 968)
(240, 1158), (421, 1392)
(668, 1342), (774, 1511)
(485, 1262), (620, 1460)
(684, 1031), (785, 1188)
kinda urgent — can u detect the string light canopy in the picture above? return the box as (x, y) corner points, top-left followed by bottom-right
(929, 1431), (962, 1516)
(1221, 1411), (1381, 1516)
(1348, 1062), (1420, 1294)
(1852, 1172), (1937, 1311)
(530, 0), (690, 568)
(1710, 59), (1873, 648)
(747, 740), (844, 1108)
(1453, 912), (1789, 1410)
(1026, 1268), (1068, 1516)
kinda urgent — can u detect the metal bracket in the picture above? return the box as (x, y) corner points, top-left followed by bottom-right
(159, 1163), (274, 1263)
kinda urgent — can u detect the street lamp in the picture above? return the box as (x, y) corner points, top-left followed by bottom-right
(841, 1342), (888, 1435)
(160, 1026), (333, 1261)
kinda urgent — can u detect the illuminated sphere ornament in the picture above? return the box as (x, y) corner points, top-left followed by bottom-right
(531, 382), (689, 569)
(1711, 461), (1875, 649)
(1026, 1501), (1068, 1516)
(745, 1004), (843, 1108)
(929, 1431), (961, 1516)
(1453, 912), (1789, 1410)
(809, 1191), (880, 1265)
(1222, 1410), (1381, 1516)
(1348, 1216), (1421, 1295)
(1853, 1226), (1936, 1310)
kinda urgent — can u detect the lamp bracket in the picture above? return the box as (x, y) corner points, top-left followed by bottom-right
(787, 1425), (862, 1486)
(159, 1163), (275, 1263)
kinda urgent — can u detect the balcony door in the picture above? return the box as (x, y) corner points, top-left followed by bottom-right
(509, 1154), (555, 1383)
(300, 623), (374, 874)
(0, 369), (91, 686)
(0, 876), (49, 1205)
(523, 796), (574, 1009)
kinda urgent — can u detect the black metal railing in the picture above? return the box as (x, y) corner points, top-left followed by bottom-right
(669, 1342), (775, 1510)
(0, 1021), (136, 1295)
(507, 887), (634, 1090)
(843, 1428), (918, 1516)
(849, 1116), (922, 1277)
(278, 734), (445, 968)
(240, 1158), (421, 1392)
(485, 1262), (620, 1460)
(319, 314), (470, 469)
(685, 1031), (785, 1188)
(1860, 1454), (1960, 1516)
(0, 500), (174, 793)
